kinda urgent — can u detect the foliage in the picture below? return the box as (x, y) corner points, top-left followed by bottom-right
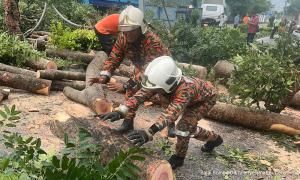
(167, 20), (247, 67)
(17, 0), (103, 32)
(0, 105), (147, 179)
(287, 0), (300, 16)
(154, 139), (175, 158)
(0, 32), (40, 66)
(226, 0), (271, 16)
(50, 22), (100, 52)
(215, 145), (277, 170)
(228, 33), (300, 112)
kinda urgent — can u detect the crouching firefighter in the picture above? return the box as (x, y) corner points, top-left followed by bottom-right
(99, 56), (223, 169)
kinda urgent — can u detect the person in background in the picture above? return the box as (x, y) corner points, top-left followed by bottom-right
(243, 14), (249, 25)
(278, 16), (287, 33)
(94, 14), (120, 55)
(269, 15), (275, 27)
(234, 14), (240, 28)
(90, 6), (170, 133)
(99, 56), (223, 170)
(270, 16), (281, 39)
(218, 13), (226, 28)
(247, 12), (259, 44)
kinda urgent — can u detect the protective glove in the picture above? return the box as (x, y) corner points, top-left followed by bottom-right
(127, 130), (153, 147)
(99, 111), (123, 122)
(89, 75), (110, 85)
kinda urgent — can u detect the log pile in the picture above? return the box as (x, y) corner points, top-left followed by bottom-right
(49, 112), (174, 179)
(63, 51), (113, 115)
(178, 63), (207, 79)
(45, 48), (94, 63)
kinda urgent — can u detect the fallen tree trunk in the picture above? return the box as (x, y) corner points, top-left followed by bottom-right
(213, 60), (234, 79)
(49, 112), (174, 180)
(0, 63), (36, 77)
(0, 88), (10, 102)
(37, 69), (85, 81)
(178, 63), (207, 79)
(26, 58), (57, 70)
(289, 91), (300, 108)
(206, 102), (300, 135)
(63, 51), (112, 114)
(51, 80), (85, 91)
(0, 71), (51, 95)
(27, 38), (47, 51)
(32, 31), (51, 36)
(46, 48), (94, 63)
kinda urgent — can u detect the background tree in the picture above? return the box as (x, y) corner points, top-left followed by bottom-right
(287, 0), (300, 17)
(226, 0), (271, 16)
(3, 0), (22, 35)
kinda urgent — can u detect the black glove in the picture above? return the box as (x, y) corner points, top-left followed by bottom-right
(99, 111), (123, 122)
(127, 130), (153, 147)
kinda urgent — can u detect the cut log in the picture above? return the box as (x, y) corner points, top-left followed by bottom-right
(110, 75), (129, 84)
(0, 88), (10, 102)
(289, 91), (300, 107)
(178, 63), (207, 79)
(46, 48), (94, 63)
(51, 80), (85, 91)
(0, 71), (51, 95)
(213, 60), (235, 79)
(37, 70), (85, 81)
(27, 38), (47, 51)
(63, 51), (112, 114)
(26, 58), (57, 70)
(32, 31), (51, 36)
(206, 102), (300, 135)
(29, 34), (48, 41)
(49, 112), (174, 180)
(0, 63), (36, 77)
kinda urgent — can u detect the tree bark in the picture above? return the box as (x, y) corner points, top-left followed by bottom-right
(37, 70), (85, 81)
(26, 58), (57, 70)
(63, 51), (112, 114)
(32, 31), (51, 36)
(27, 38), (47, 51)
(0, 71), (51, 95)
(177, 63), (207, 79)
(45, 48), (94, 63)
(0, 88), (10, 102)
(0, 63), (36, 77)
(213, 60), (235, 79)
(206, 102), (300, 135)
(3, 0), (22, 35)
(49, 112), (174, 180)
(51, 80), (85, 91)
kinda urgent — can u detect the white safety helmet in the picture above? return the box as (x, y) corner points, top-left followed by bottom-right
(119, 5), (147, 34)
(142, 56), (182, 93)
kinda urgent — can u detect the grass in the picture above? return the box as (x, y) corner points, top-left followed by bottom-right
(263, 132), (300, 153)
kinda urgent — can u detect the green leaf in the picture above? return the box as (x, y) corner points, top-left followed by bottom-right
(64, 133), (69, 145)
(11, 105), (16, 114)
(8, 116), (20, 121)
(4, 105), (10, 115)
(61, 155), (69, 171)
(130, 155), (145, 161)
(25, 137), (33, 143)
(35, 138), (42, 148)
(5, 123), (16, 127)
(37, 149), (47, 155)
(0, 110), (7, 119)
(126, 162), (141, 175)
(52, 156), (60, 168)
(0, 158), (10, 170)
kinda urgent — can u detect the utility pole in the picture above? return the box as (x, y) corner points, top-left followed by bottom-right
(139, 0), (144, 12)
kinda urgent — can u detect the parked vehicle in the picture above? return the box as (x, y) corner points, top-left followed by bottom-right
(201, 2), (227, 26)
